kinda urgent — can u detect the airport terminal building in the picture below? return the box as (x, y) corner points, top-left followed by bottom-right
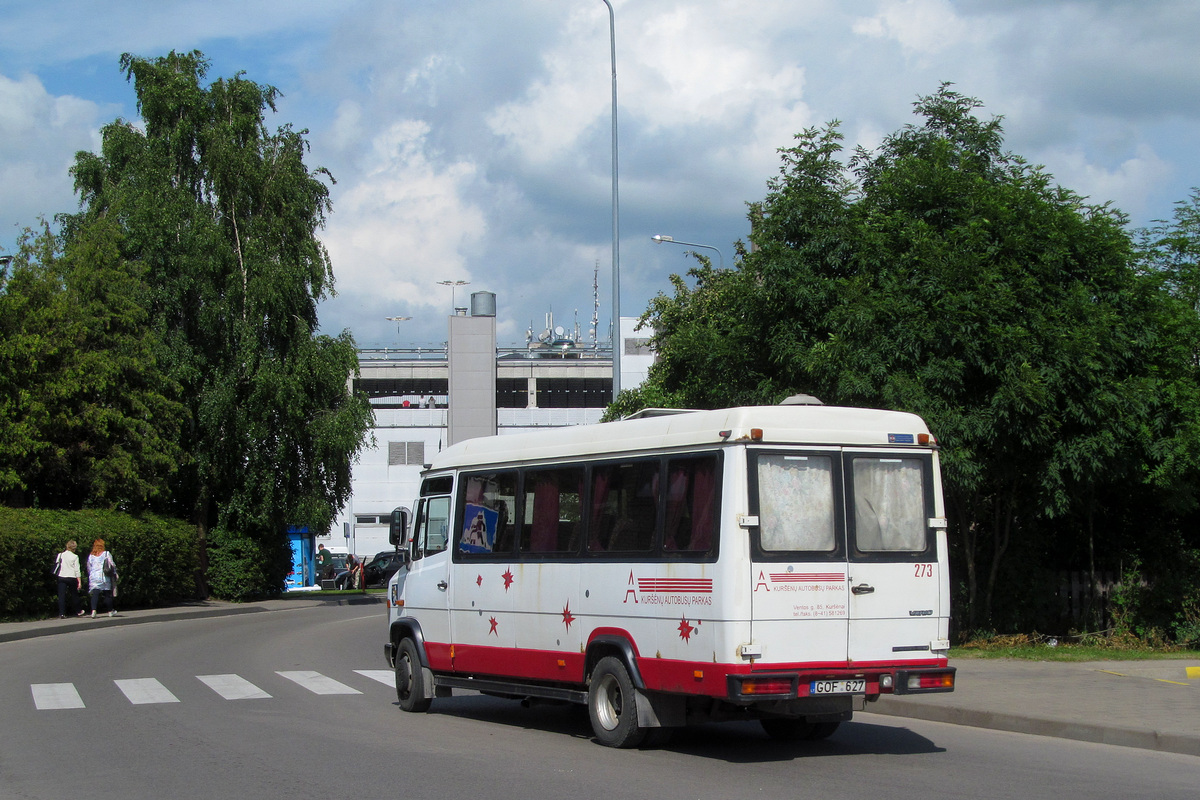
(324, 293), (654, 558)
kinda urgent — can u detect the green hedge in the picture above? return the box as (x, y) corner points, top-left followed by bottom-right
(206, 526), (293, 602)
(0, 507), (201, 620)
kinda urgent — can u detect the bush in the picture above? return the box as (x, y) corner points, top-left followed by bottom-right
(206, 527), (293, 602)
(0, 507), (200, 620)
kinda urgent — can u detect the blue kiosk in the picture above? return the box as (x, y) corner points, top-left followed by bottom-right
(285, 526), (316, 589)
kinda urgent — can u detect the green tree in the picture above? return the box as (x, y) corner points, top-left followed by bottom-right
(628, 86), (1200, 632)
(0, 222), (184, 509)
(64, 51), (373, 596)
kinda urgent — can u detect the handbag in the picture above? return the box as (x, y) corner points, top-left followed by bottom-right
(103, 554), (114, 578)
(52, 554), (61, 578)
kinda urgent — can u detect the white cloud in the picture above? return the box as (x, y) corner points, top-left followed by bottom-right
(1041, 142), (1171, 220)
(852, 0), (974, 58)
(321, 118), (487, 314)
(0, 73), (106, 240)
(3, 0), (1200, 341)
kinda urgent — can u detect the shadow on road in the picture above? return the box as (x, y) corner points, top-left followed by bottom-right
(401, 693), (945, 761)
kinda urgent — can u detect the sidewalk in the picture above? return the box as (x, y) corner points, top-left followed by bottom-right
(3, 601), (1197, 757)
(872, 656), (1200, 757)
(0, 593), (386, 644)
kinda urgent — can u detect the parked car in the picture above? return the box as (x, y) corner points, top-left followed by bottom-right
(335, 550), (404, 589)
(363, 551), (405, 587)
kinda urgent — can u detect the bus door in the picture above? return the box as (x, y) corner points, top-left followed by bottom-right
(748, 450), (850, 666)
(843, 451), (942, 665)
(448, 470), (518, 676)
(404, 493), (453, 670)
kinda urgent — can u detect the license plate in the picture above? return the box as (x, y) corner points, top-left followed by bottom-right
(809, 679), (866, 695)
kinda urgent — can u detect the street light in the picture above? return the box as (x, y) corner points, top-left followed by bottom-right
(437, 280), (470, 311)
(651, 234), (725, 270)
(385, 315), (411, 335)
(601, 0), (621, 401)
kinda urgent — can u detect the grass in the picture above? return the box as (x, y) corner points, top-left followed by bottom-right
(952, 631), (1200, 662)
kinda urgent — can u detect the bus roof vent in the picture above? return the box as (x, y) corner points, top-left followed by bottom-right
(779, 394), (823, 406)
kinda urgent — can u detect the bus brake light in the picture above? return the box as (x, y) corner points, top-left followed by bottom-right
(738, 676), (794, 696)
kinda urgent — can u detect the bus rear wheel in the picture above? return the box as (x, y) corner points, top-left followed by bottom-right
(588, 656), (647, 748)
(395, 638), (431, 713)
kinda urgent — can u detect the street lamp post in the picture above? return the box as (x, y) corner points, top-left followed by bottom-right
(437, 279), (470, 312)
(385, 315), (411, 336)
(601, 0), (621, 401)
(651, 234), (725, 270)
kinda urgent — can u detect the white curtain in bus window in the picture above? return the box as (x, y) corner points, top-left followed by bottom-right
(852, 458), (924, 551)
(758, 455), (835, 552)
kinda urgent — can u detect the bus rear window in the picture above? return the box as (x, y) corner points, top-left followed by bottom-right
(850, 457), (926, 552)
(757, 454), (836, 553)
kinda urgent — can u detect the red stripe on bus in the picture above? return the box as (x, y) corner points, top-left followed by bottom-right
(417, 639), (947, 697)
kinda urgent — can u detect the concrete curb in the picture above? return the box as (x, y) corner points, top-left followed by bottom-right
(0, 594), (386, 645)
(870, 697), (1200, 758)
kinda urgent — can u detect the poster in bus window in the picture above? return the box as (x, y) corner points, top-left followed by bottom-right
(460, 504), (499, 553)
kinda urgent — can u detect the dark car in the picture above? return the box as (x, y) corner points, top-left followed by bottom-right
(362, 551), (405, 587)
(334, 551), (404, 589)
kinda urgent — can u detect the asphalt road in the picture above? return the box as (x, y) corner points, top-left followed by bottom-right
(3, 603), (1198, 800)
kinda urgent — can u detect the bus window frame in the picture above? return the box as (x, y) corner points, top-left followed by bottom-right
(844, 452), (936, 564)
(748, 448), (847, 564)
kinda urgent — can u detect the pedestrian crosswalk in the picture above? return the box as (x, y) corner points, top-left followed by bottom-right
(30, 668), (395, 710)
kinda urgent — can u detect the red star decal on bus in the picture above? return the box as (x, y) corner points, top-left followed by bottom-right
(489, 616), (499, 636)
(502, 568), (514, 590)
(476, 574), (483, 586)
(562, 603), (576, 630)
(678, 617), (695, 642)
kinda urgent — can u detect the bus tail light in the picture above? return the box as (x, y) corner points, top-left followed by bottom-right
(894, 668), (956, 694)
(729, 674), (797, 698)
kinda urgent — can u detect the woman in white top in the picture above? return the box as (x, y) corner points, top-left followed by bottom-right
(53, 540), (82, 618)
(86, 539), (118, 618)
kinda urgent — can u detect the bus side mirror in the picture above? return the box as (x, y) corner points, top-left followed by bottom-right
(389, 506), (410, 549)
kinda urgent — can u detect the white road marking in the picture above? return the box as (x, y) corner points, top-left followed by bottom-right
(198, 673), (272, 700)
(115, 678), (180, 705)
(276, 670), (362, 695)
(354, 669), (394, 686)
(33, 669), (380, 708)
(32, 683), (85, 710)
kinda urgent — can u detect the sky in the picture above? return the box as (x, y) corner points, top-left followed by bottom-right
(2, 0), (1198, 349)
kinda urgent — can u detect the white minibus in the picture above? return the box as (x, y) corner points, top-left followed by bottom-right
(383, 402), (955, 747)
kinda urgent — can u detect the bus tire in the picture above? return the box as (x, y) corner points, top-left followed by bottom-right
(588, 656), (647, 748)
(395, 638), (431, 713)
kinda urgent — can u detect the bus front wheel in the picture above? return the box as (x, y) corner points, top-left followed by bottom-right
(395, 638), (432, 713)
(588, 656), (647, 748)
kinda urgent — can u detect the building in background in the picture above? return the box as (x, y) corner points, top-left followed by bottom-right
(325, 293), (655, 557)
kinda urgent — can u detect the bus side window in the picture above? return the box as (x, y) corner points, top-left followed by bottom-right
(588, 460), (656, 554)
(663, 455), (719, 553)
(520, 467), (583, 554)
(414, 496), (451, 560)
(458, 471), (518, 556)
